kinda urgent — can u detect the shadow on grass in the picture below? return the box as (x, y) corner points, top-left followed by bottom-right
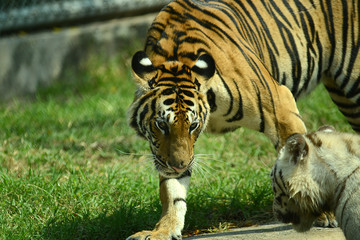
(39, 203), (162, 240)
(38, 194), (273, 240)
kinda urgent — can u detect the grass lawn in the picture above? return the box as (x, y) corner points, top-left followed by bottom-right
(0, 48), (352, 239)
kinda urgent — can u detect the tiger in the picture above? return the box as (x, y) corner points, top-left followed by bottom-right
(127, 0), (360, 239)
(271, 125), (360, 240)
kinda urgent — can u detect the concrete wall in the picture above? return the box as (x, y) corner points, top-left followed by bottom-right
(0, 13), (157, 101)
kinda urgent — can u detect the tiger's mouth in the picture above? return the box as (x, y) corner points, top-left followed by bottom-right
(153, 157), (193, 178)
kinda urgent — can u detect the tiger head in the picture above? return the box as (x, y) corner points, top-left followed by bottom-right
(128, 51), (216, 178)
(270, 125), (336, 231)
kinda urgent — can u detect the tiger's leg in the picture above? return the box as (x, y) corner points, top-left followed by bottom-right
(127, 174), (190, 240)
(314, 211), (338, 228)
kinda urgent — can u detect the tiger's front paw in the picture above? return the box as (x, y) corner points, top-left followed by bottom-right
(315, 212), (338, 228)
(126, 230), (182, 240)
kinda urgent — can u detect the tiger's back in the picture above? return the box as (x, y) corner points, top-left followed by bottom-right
(141, 0), (360, 144)
(271, 126), (360, 239)
(127, 0), (360, 239)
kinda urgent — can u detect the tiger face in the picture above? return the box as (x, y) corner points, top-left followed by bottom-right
(128, 51), (215, 178)
(271, 126), (337, 232)
(271, 163), (319, 232)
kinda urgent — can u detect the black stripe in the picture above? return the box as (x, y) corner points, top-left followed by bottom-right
(182, 89), (195, 98)
(218, 74), (234, 116)
(130, 91), (158, 134)
(343, 216), (350, 238)
(279, 24), (302, 96)
(335, 0), (349, 83)
(249, 0), (284, 54)
(272, 165), (288, 194)
(162, 5), (186, 24)
(173, 0), (192, 12)
(207, 1), (245, 38)
(340, 110), (360, 119)
(139, 104), (149, 122)
(315, 32), (324, 82)
(182, 0), (231, 31)
(149, 98), (157, 120)
(331, 99), (359, 109)
(226, 80), (243, 122)
(157, 77), (194, 83)
(295, 2), (316, 95)
(249, 80), (265, 132)
(178, 169), (192, 178)
(321, 0), (336, 71)
(347, 121), (360, 129)
(236, 0), (269, 51)
(159, 169), (192, 185)
(163, 99), (175, 105)
(179, 51), (198, 61)
(345, 75), (360, 99)
(180, 36), (210, 48)
(306, 132), (322, 147)
(279, 0), (300, 27)
(341, 4), (360, 91)
(185, 27), (222, 49)
(184, 12), (225, 41)
(206, 88), (217, 113)
(157, 84), (196, 89)
(178, 48), (209, 62)
(338, 166), (360, 223)
(158, 65), (191, 76)
(278, 169), (288, 193)
(174, 198), (187, 205)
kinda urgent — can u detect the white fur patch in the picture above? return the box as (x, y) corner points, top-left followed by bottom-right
(195, 59), (208, 69)
(322, 128), (334, 133)
(140, 57), (152, 66)
(165, 111), (175, 124)
(165, 177), (190, 234)
(166, 177), (190, 200)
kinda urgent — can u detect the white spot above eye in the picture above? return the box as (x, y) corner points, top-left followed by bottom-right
(140, 57), (152, 66)
(195, 59), (208, 69)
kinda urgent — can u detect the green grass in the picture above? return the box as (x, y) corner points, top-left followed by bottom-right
(0, 49), (353, 239)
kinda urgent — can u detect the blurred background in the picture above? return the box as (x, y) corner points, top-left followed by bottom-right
(0, 0), (171, 101)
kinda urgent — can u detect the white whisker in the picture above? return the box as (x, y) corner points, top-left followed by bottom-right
(116, 149), (153, 156)
(194, 153), (217, 158)
(192, 161), (211, 186)
(195, 160), (216, 173)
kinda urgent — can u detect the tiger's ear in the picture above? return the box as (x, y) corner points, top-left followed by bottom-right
(131, 51), (156, 90)
(317, 125), (335, 133)
(191, 54), (216, 81)
(284, 134), (308, 165)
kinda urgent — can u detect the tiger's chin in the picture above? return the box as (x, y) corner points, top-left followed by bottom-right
(274, 209), (315, 232)
(159, 170), (182, 178)
(157, 167), (192, 179)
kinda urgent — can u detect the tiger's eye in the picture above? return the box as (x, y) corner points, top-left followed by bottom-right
(189, 122), (199, 133)
(155, 120), (169, 134)
(157, 121), (167, 130)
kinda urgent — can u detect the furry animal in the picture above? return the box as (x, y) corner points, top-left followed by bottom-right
(271, 125), (360, 239)
(127, 0), (360, 239)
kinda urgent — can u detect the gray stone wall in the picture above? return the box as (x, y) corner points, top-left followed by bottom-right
(0, 13), (157, 101)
